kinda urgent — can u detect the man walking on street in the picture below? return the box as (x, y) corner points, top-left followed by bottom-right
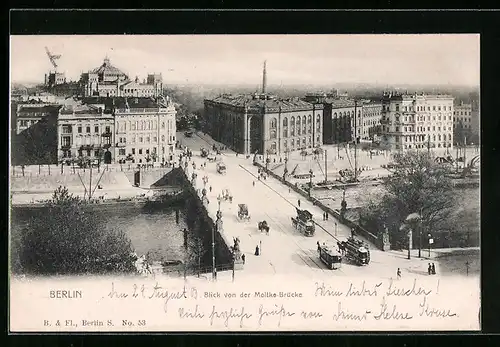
(298, 199), (301, 207)
(242, 254), (246, 264)
(397, 268), (401, 279)
(428, 263), (432, 275)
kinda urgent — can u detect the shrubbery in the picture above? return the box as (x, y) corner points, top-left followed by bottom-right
(13, 186), (136, 275)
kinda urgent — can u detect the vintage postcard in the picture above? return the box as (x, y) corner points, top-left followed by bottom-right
(9, 34), (480, 332)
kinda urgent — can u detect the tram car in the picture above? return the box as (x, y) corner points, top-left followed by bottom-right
(318, 242), (342, 270)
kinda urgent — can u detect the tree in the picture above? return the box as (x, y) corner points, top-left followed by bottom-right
(15, 186), (136, 275)
(359, 151), (456, 251)
(188, 238), (207, 278)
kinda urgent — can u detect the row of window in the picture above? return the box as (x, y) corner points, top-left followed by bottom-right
(454, 117), (471, 122)
(454, 111), (472, 116)
(65, 136), (112, 147)
(18, 120), (38, 127)
(72, 125), (112, 134)
(395, 134), (452, 142)
(332, 111), (361, 118)
(385, 125), (452, 133)
(117, 120), (172, 132)
(273, 124), (321, 139)
(272, 115), (322, 128)
(390, 105), (453, 112)
(395, 114), (453, 122)
(399, 143), (453, 149)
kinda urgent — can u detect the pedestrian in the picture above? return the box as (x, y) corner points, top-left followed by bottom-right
(428, 263), (432, 275)
(209, 186), (212, 192)
(241, 254), (246, 264)
(397, 268), (401, 279)
(326, 213), (329, 221)
(298, 199), (301, 207)
(255, 245), (260, 256)
(317, 241), (321, 253)
(253, 181), (255, 187)
(431, 263), (436, 275)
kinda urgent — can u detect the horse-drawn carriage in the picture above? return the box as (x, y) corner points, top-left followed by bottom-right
(238, 204), (250, 221)
(258, 220), (270, 234)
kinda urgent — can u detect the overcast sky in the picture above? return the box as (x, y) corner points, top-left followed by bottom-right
(10, 35), (480, 87)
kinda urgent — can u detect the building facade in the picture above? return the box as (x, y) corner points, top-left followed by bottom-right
(305, 94), (360, 145)
(380, 93), (454, 151)
(45, 72), (66, 87)
(57, 103), (115, 164)
(204, 93), (324, 155)
(453, 102), (479, 144)
(15, 102), (61, 135)
(361, 102), (383, 140)
(113, 96), (177, 164)
(80, 57), (163, 98)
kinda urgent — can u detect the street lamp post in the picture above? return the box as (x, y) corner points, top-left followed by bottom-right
(428, 233), (432, 258)
(309, 169), (313, 197)
(212, 222), (216, 281)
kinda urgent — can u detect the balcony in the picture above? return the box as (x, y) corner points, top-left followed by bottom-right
(115, 142), (127, 147)
(101, 132), (112, 137)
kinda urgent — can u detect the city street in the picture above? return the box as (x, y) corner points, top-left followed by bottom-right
(177, 131), (479, 281)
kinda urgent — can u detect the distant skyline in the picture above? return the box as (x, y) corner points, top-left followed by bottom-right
(10, 35), (480, 87)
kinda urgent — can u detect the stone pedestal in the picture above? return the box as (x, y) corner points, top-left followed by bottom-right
(233, 259), (244, 270)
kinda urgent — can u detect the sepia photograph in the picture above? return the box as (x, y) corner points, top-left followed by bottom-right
(9, 34), (480, 332)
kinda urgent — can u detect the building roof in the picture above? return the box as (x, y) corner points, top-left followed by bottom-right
(17, 105), (61, 115)
(112, 97), (157, 109)
(90, 57), (128, 77)
(206, 93), (320, 112)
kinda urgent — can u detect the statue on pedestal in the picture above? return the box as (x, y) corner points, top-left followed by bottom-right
(381, 223), (391, 251)
(216, 210), (223, 232)
(232, 237), (242, 261)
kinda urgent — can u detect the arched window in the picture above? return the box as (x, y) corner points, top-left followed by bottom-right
(162, 122), (165, 129)
(283, 127), (288, 138)
(347, 111), (350, 117)
(448, 134), (451, 141)
(333, 112), (337, 118)
(296, 117), (301, 127)
(283, 117), (288, 127)
(284, 140), (288, 148)
(297, 117), (301, 135)
(270, 118), (277, 129)
(438, 134), (441, 141)
(270, 130), (277, 140)
(162, 135), (165, 142)
(308, 115), (312, 124)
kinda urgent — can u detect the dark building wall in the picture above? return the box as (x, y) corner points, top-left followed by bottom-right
(11, 112), (59, 166)
(322, 104), (333, 144)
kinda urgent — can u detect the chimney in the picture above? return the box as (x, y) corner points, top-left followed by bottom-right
(262, 60), (267, 94)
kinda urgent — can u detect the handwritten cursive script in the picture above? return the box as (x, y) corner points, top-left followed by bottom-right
(208, 305), (253, 328)
(332, 302), (370, 321)
(258, 304), (295, 327)
(314, 282), (343, 297)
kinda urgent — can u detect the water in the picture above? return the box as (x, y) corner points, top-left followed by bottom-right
(10, 203), (209, 269)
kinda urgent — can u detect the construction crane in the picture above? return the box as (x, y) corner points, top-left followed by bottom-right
(45, 46), (61, 72)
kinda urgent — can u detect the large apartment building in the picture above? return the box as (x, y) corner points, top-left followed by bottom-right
(380, 93), (454, 151)
(57, 96), (177, 165)
(113, 96), (177, 164)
